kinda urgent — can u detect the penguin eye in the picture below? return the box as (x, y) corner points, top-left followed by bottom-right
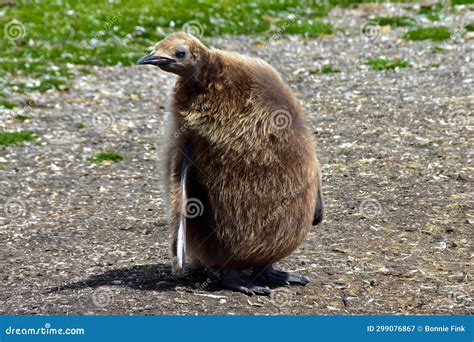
(175, 50), (186, 59)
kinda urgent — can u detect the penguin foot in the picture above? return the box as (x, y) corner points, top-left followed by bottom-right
(221, 269), (271, 296)
(252, 265), (310, 286)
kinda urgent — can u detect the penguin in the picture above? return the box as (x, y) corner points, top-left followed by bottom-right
(137, 32), (323, 295)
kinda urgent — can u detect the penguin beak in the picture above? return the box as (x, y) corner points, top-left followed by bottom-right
(136, 53), (175, 66)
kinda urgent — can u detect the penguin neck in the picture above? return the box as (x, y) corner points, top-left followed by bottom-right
(178, 49), (222, 94)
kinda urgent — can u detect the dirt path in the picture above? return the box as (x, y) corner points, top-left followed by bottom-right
(1, 7), (473, 315)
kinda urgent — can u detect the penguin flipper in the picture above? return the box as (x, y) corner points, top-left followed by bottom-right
(312, 184), (324, 226)
(176, 144), (191, 273)
(176, 164), (187, 272)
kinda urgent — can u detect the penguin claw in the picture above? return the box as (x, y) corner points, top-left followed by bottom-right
(253, 265), (310, 286)
(249, 285), (271, 296)
(221, 269), (271, 296)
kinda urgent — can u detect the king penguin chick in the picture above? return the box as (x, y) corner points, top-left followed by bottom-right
(137, 32), (323, 296)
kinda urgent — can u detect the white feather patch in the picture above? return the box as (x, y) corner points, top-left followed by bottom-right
(176, 166), (187, 271)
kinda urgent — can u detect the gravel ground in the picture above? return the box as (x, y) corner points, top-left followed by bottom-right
(1, 5), (473, 315)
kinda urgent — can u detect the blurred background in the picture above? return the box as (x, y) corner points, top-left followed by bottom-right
(0, 0), (472, 108)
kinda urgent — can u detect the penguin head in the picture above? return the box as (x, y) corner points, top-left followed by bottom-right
(137, 32), (206, 78)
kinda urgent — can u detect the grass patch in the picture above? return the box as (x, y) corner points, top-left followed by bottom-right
(372, 16), (416, 27)
(429, 46), (446, 53)
(365, 58), (411, 71)
(0, 0), (336, 98)
(75, 122), (86, 129)
(403, 27), (452, 41)
(310, 65), (341, 74)
(0, 130), (37, 146)
(12, 114), (32, 121)
(418, 6), (441, 21)
(88, 151), (124, 163)
(0, 99), (19, 109)
(465, 23), (474, 32)
(282, 21), (334, 37)
(320, 65), (341, 73)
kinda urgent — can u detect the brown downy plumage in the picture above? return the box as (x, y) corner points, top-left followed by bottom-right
(137, 32), (323, 295)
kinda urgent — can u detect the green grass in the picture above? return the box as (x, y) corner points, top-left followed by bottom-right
(12, 114), (32, 121)
(418, 3), (444, 22)
(365, 58), (411, 71)
(75, 122), (86, 129)
(0, 130), (37, 146)
(310, 65), (341, 74)
(0, 0), (464, 107)
(403, 27), (452, 41)
(0, 99), (19, 109)
(372, 16), (416, 27)
(282, 21), (334, 37)
(88, 151), (124, 163)
(0, 0), (338, 104)
(465, 23), (474, 32)
(321, 65), (341, 73)
(429, 46), (446, 53)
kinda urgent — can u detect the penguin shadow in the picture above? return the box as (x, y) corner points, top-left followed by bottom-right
(48, 263), (225, 294)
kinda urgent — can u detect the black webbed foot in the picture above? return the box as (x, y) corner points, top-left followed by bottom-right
(252, 264), (310, 286)
(221, 269), (271, 296)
